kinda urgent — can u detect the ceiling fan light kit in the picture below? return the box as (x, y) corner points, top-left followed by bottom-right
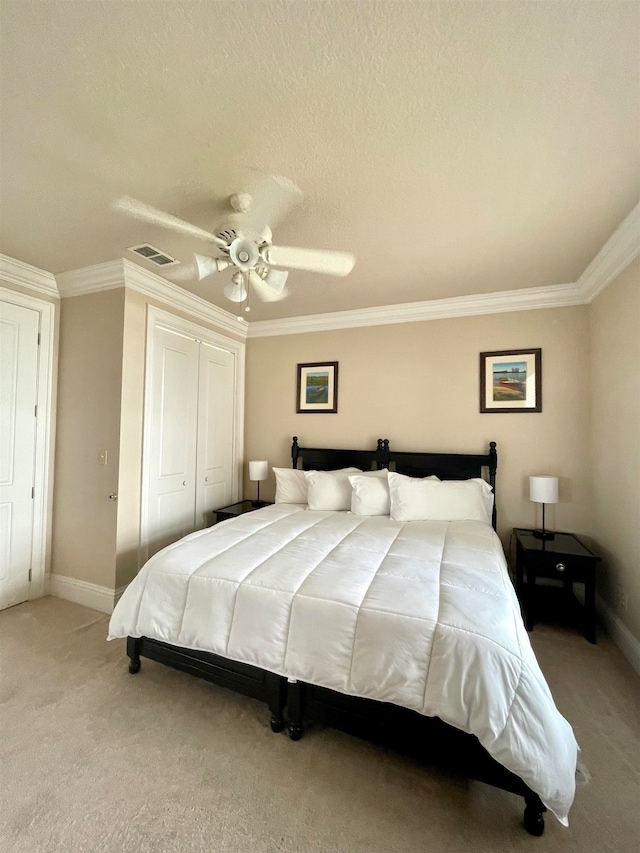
(115, 173), (355, 310)
(228, 237), (260, 271)
(223, 278), (248, 303)
(194, 253), (229, 279)
(264, 267), (288, 292)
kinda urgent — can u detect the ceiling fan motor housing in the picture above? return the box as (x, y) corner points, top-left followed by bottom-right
(215, 210), (272, 248)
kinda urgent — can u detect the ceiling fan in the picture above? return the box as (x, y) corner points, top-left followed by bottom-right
(114, 174), (355, 310)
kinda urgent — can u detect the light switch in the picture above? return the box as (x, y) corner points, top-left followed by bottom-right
(99, 450), (108, 465)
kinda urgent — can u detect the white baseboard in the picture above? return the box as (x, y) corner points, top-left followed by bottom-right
(47, 573), (126, 615)
(597, 594), (640, 677)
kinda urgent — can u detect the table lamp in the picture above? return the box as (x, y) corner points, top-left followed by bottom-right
(249, 460), (269, 506)
(529, 475), (558, 540)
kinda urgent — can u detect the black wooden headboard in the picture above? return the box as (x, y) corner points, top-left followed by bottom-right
(291, 436), (388, 472)
(291, 437), (498, 529)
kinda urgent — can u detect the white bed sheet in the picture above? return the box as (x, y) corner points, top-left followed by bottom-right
(109, 504), (578, 824)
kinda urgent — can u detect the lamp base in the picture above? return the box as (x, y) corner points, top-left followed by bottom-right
(532, 529), (555, 540)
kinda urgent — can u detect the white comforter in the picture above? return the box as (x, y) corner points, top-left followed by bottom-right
(109, 504), (578, 824)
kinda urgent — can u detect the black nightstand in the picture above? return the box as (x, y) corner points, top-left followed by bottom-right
(214, 499), (273, 524)
(513, 528), (600, 643)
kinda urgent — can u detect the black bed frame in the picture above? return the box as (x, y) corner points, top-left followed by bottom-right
(126, 437), (547, 836)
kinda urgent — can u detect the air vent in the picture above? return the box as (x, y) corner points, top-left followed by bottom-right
(128, 244), (179, 266)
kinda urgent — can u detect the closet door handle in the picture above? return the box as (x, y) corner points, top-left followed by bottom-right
(182, 480), (187, 486)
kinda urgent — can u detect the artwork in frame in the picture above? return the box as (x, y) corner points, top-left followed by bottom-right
(480, 349), (542, 413)
(297, 362), (339, 413)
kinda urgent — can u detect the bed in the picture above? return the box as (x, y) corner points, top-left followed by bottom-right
(108, 437), (579, 836)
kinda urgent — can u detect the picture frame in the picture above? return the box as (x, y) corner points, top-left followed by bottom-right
(296, 362), (339, 413)
(480, 348), (542, 413)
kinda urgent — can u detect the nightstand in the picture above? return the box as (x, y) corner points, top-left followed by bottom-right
(213, 499), (273, 524)
(513, 528), (600, 644)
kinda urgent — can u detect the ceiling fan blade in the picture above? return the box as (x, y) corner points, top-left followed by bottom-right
(194, 253), (230, 280)
(243, 174), (303, 241)
(248, 269), (290, 301)
(114, 196), (228, 249)
(166, 262), (198, 282)
(262, 245), (355, 277)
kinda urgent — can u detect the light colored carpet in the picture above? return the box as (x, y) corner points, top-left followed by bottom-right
(1, 597), (639, 853)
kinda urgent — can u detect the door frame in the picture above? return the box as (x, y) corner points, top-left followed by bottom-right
(140, 306), (245, 564)
(0, 287), (57, 600)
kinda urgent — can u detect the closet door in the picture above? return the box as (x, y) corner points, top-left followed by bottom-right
(0, 302), (40, 609)
(195, 342), (235, 528)
(146, 328), (199, 555)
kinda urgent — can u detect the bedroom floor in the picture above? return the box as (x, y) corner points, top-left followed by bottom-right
(1, 597), (638, 853)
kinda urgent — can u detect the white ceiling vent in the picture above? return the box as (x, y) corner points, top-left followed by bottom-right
(128, 243), (178, 266)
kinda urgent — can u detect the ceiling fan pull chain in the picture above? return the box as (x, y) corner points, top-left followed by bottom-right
(243, 271), (251, 313)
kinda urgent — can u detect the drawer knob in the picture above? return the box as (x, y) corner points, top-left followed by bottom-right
(556, 563), (566, 573)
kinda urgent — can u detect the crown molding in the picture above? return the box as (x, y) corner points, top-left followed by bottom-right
(31, 198), (640, 340)
(56, 258), (248, 338)
(56, 258), (124, 295)
(577, 201), (640, 303)
(247, 202), (639, 338)
(247, 282), (584, 338)
(0, 253), (59, 297)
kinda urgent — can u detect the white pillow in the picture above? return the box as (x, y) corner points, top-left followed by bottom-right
(305, 468), (362, 511)
(473, 477), (495, 524)
(273, 468), (309, 504)
(349, 471), (391, 516)
(388, 472), (493, 523)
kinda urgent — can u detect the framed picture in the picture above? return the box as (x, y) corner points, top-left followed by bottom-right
(297, 362), (339, 413)
(480, 348), (542, 413)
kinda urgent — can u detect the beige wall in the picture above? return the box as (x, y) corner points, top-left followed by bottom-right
(52, 283), (246, 591)
(589, 257), (640, 641)
(245, 306), (592, 548)
(114, 290), (147, 589)
(52, 289), (125, 588)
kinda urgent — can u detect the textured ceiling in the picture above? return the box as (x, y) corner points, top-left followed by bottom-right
(1, 0), (638, 321)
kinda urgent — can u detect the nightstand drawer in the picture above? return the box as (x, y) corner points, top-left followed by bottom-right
(524, 551), (595, 582)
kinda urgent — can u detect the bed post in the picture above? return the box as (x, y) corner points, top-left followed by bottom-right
(489, 441), (497, 531)
(266, 673), (287, 733)
(377, 438), (390, 469)
(523, 792), (546, 835)
(291, 436), (299, 469)
(287, 680), (305, 741)
(127, 636), (142, 674)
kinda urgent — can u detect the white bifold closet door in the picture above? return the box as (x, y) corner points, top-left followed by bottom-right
(146, 326), (236, 557)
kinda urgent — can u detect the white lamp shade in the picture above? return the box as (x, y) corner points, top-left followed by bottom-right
(249, 460), (268, 482)
(194, 253), (229, 280)
(264, 268), (289, 293)
(223, 280), (248, 302)
(529, 475), (558, 504)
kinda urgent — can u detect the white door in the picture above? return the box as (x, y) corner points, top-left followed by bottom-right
(0, 302), (40, 609)
(146, 328), (200, 555)
(195, 342), (235, 528)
